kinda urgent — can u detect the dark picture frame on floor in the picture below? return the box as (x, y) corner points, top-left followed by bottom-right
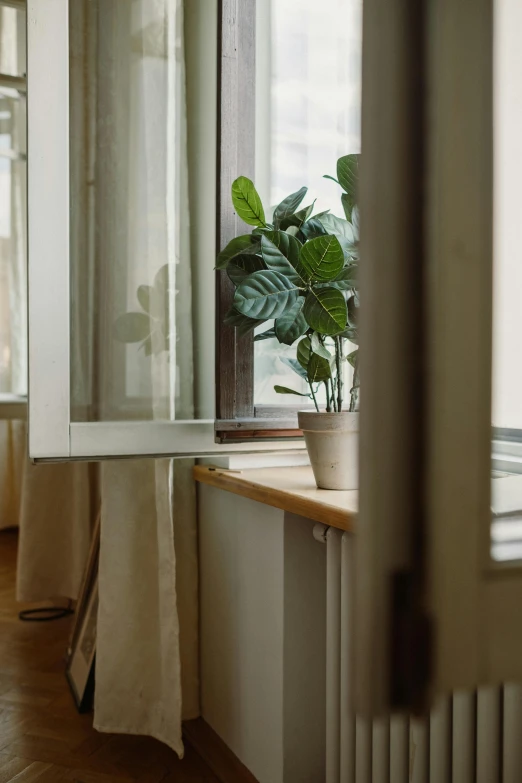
(66, 512), (100, 713)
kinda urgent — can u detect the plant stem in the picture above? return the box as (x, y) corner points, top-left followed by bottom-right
(335, 337), (343, 412)
(309, 382), (320, 413)
(324, 381), (332, 413)
(330, 378), (338, 413)
(349, 355), (360, 413)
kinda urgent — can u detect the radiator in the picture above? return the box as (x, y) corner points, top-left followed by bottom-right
(314, 524), (522, 783)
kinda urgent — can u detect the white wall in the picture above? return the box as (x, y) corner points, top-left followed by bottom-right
(199, 486), (285, 783)
(199, 485), (327, 783)
(283, 512), (326, 783)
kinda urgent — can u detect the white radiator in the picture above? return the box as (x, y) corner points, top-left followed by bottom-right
(314, 524), (522, 783)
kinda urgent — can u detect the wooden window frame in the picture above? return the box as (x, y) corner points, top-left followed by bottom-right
(214, 0), (308, 442)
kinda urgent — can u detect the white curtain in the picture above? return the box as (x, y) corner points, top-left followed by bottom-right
(96, 458), (198, 756)
(70, 0), (199, 756)
(0, 0), (198, 754)
(0, 421), (24, 532)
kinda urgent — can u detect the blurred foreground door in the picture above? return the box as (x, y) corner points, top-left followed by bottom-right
(356, 0), (522, 713)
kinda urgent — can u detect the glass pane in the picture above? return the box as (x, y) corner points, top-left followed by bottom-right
(70, 0), (192, 422)
(491, 0), (522, 561)
(254, 0), (362, 407)
(0, 7), (26, 397)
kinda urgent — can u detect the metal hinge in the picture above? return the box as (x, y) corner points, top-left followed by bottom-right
(390, 570), (433, 713)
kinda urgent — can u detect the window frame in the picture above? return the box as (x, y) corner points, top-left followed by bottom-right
(214, 0), (257, 437)
(0, 394), (26, 420)
(214, 0), (349, 442)
(0, 2), (27, 406)
(26, 0), (306, 461)
(493, 429), (522, 475)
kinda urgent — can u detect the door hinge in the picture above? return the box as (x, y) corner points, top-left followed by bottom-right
(390, 569), (433, 713)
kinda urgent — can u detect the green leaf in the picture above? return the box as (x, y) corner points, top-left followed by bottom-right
(297, 336), (312, 370)
(311, 210), (331, 222)
(137, 285), (151, 312)
(216, 234), (260, 269)
(337, 154), (359, 203)
(351, 205), (360, 240)
(317, 214), (357, 261)
(273, 186), (308, 228)
(317, 213), (355, 244)
(224, 308), (265, 337)
(347, 294), (359, 327)
(281, 356), (309, 380)
(227, 255), (265, 286)
(303, 287), (348, 335)
(274, 385), (310, 397)
(253, 327), (276, 341)
(280, 201), (315, 231)
(347, 350), (359, 368)
(299, 235), (344, 283)
(310, 332), (332, 361)
(234, 270), (299, 320)
(323, 174), (341, 186)
(231, 176), (266, 227)
(263, 230), (301, 265)
(308, 352), (332, 383)
(299, 218), (328, 241)
(340, 327), (359, 344)
(317, 265), (358, 291)
(297, 337), (332, 381)
(113, 312), (151, 343)
(274, 298), (308, 345)
(260, 234), (304, 284)
(341, 193), (352, 221)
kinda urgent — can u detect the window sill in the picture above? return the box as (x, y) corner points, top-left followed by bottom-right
(0, 394), (27, 421)
(193, 465), (357, 531)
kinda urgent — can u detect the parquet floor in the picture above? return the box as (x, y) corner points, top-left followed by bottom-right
(0, 530), (218, 783)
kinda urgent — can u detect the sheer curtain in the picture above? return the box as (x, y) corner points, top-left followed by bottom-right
(1, 0), (197, 755)
(68, 0), (198, 755)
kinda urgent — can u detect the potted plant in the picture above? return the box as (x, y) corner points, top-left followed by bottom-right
(217, 155), (360, 490)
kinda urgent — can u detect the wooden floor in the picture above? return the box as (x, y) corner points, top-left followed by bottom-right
(0, 530), (218, 783)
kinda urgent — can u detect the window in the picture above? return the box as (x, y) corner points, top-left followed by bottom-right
(27, 0), (306, 460)
(0, 0), (26, 420)
(490, 0), (522, 562)
(27, 0), (363, 456)
(215, 0), (363, 440)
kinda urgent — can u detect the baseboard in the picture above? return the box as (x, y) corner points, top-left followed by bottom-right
(183, 718), (260, 783)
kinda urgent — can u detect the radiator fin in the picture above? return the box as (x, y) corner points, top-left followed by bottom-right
(320, 529), (522, 783)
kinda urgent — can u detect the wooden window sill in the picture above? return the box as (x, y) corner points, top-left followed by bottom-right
(193, 465), (357, 532)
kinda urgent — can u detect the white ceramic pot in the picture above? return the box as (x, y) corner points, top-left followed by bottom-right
(298, 411), (359, 491)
